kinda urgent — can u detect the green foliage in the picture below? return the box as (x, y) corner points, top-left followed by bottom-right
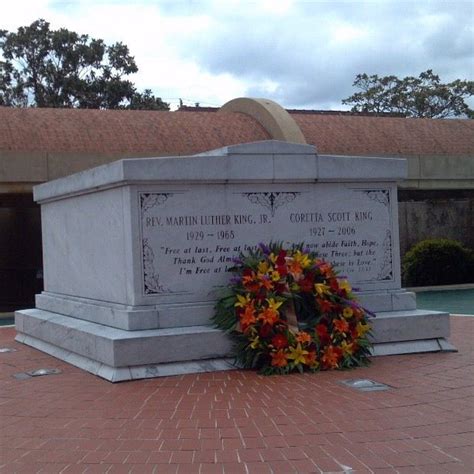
(0, 19), (169, 110)
(342, 70), (473, 119)
(125, 89), (169, 110)
(213, 242), (373, 375)
(402, 239), (474, 286)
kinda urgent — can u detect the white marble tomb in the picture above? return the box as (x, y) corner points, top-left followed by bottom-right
(15, 140), (455, 381)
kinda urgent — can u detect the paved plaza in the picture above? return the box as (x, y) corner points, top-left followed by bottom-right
(0, 316), (473, 473)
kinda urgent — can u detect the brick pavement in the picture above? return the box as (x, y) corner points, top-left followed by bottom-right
(0, 316), (473, 473)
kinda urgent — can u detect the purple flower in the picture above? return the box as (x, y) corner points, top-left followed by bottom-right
(258, 242), (271, 254)
(363, 306), (377, 318)
(231, 256), (243, 265)
(229, 276), (241, 285)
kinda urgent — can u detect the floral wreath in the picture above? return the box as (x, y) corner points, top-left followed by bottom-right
(213, 242), (374, 375)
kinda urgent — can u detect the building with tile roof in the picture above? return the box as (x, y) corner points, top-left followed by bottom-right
(0, 98), (473, 311)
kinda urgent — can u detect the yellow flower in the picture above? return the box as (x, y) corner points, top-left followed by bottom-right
(287, 343), (309, 365)
(356, 322), (370, 337)
(314, 283), (329, 296)
(250, 336), (260, 349)
(339, 280), (352, 293)
(270, 270), (281, 282)
(235, 293), (252, 308)
(266, 298), (283, 312)
(341, 340), (354, 355)
(257, 261), (270, 274)
(343, 307), (353, 319)
(293, 250), (312, 268)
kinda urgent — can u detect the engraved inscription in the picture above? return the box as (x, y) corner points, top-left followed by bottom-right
(139, 184), (396, 298)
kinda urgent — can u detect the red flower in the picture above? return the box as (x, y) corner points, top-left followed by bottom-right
(272, 333), (288, 349)
(299, 273), (314, 292)
(274, 282), (288, 294)
(316, 323), (330, 344)
(333, 318), (349, 334)
(317, 298), (333, 313)
(321, 345), (342, 369)
(276, 264), (288, 277)
(276, 250), (287, 266)
(259, 324), (272, 338)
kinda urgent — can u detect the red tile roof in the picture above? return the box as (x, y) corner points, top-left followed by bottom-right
(292, 113), (474, 156)
(0, 106), (472, 157)
(0, 107), (270, 155)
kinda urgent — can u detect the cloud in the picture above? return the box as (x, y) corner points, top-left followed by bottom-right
(176, 0), (473, 108)
(1, 0), (472, 110)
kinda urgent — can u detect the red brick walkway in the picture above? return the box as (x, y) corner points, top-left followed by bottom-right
(1, 316), (473, 473)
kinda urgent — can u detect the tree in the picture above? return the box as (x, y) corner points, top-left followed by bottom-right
(0, 19), (169, 110)
(126, 89), (169, 111)
(342, 70), (473, 118)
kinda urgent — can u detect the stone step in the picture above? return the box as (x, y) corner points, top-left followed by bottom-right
(15, 309), (232, 368)
(15, 307), (454, 382)
(370, 309), (450, 343)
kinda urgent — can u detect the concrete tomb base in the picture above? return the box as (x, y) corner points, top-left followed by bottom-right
(15, 141), (455, 381)
(15, 306), (453, 382)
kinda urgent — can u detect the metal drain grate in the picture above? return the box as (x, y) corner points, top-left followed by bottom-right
(27, 368), (62, 377)
(340, 378), (391, 392)
(13, 368), (62, 380)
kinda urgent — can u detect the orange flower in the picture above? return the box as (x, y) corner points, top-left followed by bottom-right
(240, 305), (256, 330)
(258, 276), (273, 290)
(258, 308), (279, 326)
(242, 271), (255, 286)
(333, 318), (349, 333)
(318, 262), (334, 277)
(288, 260), (303, 278)
(242, 271), (260, 292)
(296, 331), (312, 344)
(271, 350), (288, 367)
(322, 345), (342, 369)
(304, 350), (318, 368)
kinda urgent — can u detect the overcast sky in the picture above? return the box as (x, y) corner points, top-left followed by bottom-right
(2, 0), (473, 110)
